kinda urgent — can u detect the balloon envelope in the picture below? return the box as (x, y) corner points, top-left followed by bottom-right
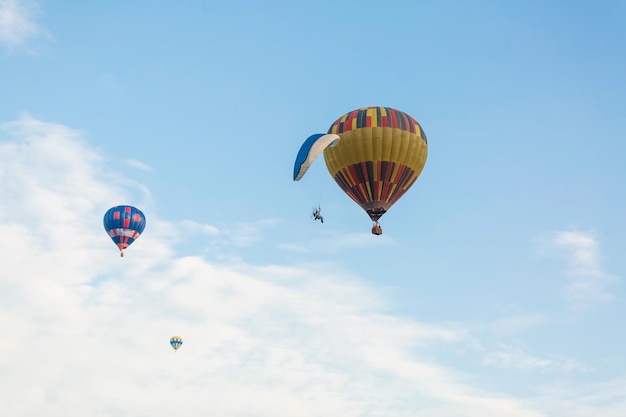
(170, 336), (183, 351)
(103, 205), (146, 255)
(322, 106), (428, 221)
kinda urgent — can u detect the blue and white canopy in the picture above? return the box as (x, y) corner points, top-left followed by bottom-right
(293, 134), (340, 181)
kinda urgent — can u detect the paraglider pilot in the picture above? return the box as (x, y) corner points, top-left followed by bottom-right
(313, 208), (324, 223)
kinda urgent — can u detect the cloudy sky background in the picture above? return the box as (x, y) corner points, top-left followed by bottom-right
(1, 1), (625, 416)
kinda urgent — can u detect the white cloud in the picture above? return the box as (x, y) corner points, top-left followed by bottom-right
(485, 313), (547, 335)
(482, 345), (592, 373)
(278, 229), (393, 253)
(531, 378), (626, 417)
(534, 230), (618, 306)
(222, 218), (282, 247)
(125, 158), (153, 172)
(553, 231), (603, 278)
(0, 0), (43, 51)
(0, 115), (624, 417)
(484, 349), (552, 370)
(179, 219), (220, 236)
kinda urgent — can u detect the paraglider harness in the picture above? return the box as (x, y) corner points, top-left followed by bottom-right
(312, 207), (324, 223)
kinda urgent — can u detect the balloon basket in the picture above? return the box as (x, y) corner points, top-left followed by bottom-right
(371, 223), (382, 235)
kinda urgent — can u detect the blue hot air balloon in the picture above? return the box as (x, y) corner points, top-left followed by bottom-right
(103, 205), (146, 257)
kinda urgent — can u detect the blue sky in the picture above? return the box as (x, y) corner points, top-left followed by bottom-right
(1, 1), (625, 416)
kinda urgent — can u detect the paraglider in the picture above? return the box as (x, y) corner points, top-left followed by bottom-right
(103, 205), (146, 257)
(170, 336), (183, 352)
(294, 134), (340, 223)
(294, 106), (428, 235)
(312, 206), (323, 223)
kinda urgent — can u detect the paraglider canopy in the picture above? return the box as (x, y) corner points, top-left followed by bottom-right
(293, 133), (340, 181)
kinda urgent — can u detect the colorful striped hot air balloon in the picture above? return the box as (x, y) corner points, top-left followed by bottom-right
(103, 205), (146, 257)
(294, 106), (428, 235)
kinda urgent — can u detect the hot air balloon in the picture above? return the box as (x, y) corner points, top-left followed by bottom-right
(294, 106), (428, 235)
(170, 336), (183, 352)
(103, 205), (146, 257)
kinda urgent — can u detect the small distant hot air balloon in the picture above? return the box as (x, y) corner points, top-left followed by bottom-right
(294, 106), (428, 235)
(103, 205), (146, 257)
(170, 336), (183, 352)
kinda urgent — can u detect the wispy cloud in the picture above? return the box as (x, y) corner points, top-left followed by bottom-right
(532, 378), (626, 417)
(0, 0), (44, 51)
(553, 231), (603, 275)
(278, 229), (392, 253)
(483, 344), (592, 373)
(125, 158), (153, 172)
(179, 219), (220, 236)
(0, 115), (563, 417)
(223, 218), (282, 247)
(484, 313), (547, 336)
(534, 230), (618, 307)
(4, 116), (626, 417)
